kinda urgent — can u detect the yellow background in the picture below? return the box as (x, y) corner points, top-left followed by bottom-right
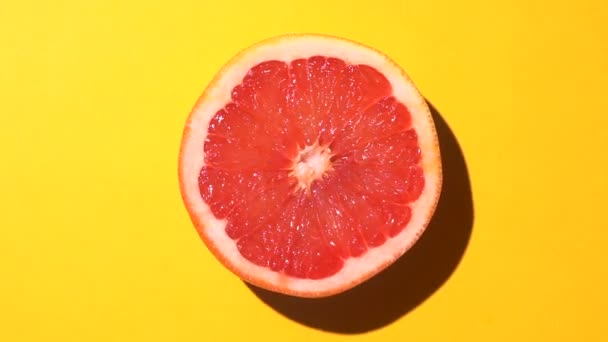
(1, 0), (607, 341)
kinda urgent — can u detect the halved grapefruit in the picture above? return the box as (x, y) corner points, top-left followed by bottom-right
(179, 34), (442, 298)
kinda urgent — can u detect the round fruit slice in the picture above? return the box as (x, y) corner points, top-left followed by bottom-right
(179, 34), (442, 298)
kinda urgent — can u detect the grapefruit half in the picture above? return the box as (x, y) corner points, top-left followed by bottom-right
(179, 34), (442, 298)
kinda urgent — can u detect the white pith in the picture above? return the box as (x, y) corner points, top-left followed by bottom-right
(290, 143), (333, 192)
(179, 35), (442, 297)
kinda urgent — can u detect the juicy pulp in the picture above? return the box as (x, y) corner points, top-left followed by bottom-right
(199, 57), (424, 279)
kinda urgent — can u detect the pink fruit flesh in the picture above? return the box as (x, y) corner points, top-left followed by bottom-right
(198, 57), (424, 279)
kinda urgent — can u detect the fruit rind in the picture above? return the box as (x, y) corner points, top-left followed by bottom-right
(179, 34), (442, 298)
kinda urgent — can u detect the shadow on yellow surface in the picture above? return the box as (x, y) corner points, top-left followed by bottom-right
(246, 102), (474, 333)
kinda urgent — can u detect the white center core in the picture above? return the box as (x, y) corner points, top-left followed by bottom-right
(291, 144), (333, 191)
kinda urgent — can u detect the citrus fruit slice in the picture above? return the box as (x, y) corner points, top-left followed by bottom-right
(179, 34), (442, 298)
